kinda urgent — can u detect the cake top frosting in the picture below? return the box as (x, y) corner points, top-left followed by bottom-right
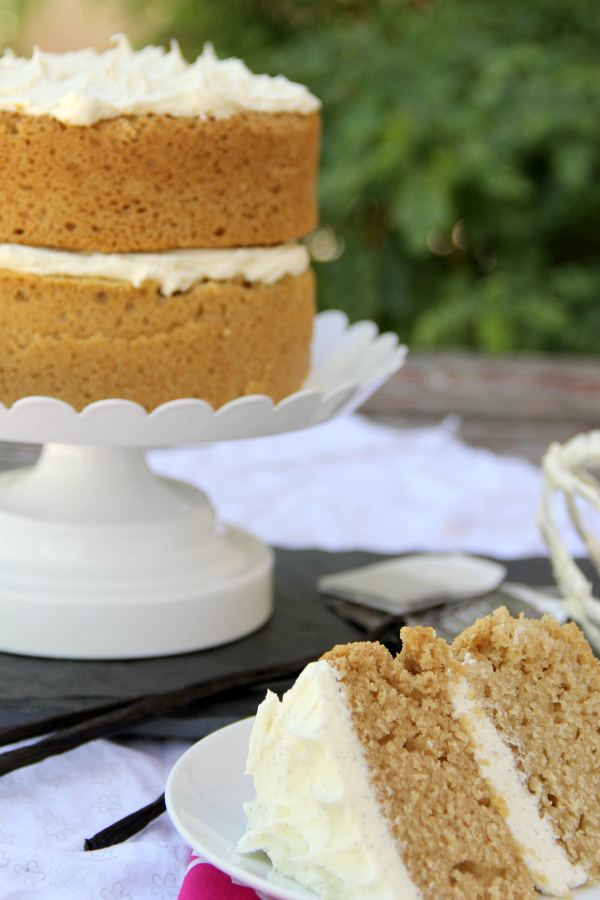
(0, 34), (321, 125)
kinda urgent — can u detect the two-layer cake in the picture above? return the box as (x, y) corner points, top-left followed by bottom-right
(0, 36), (320, 410)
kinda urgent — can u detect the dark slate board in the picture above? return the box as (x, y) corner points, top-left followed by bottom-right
(0, 549), (596, 739)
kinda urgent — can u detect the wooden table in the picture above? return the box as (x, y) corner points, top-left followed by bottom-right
(361, 350), (600, 464)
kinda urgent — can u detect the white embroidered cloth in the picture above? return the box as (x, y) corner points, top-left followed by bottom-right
(0, 414), (583, 898)
(147, 414), (585, 557)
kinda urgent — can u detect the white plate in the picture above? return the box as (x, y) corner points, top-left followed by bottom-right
(165, 717), (600, 900)
(0, 311), (406, 446)
(166, 717), (315, 900)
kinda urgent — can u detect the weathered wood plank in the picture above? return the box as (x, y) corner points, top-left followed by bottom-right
(362, 351), (600, 423)
(361, 351), (600, 464)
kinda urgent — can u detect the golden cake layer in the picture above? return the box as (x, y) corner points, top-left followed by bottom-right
(0, 110), (320, 253)
(0, 268), (314, 411)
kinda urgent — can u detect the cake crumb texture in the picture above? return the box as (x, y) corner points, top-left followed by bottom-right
(0, 110), (320, 252)
(453, 607), (600, 880)
(323, 630), (536, 900)
(0, 268), (314, 410)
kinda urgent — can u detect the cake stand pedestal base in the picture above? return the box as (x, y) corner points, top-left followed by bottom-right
(0, 313), (406, 659)
(0, 444), (273, 659)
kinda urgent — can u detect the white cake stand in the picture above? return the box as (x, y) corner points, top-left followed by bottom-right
(0, 311), (405, 659)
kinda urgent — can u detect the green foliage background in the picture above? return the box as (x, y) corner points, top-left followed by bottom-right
(7, 0), (600, 352)
(139, 0), (600, 353)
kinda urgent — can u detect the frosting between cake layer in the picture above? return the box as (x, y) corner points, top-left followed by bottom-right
(238, 660), (421, 900)
(0, 242), (310, 295)
(0, 35), (321, 125)
(450, 671), (586, 897)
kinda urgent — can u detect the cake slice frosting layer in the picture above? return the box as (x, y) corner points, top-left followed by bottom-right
(449, 671), (585, 895)
(239, 659), (420, 900)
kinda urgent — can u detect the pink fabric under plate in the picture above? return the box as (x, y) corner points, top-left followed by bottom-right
(178, 855), (261, 899)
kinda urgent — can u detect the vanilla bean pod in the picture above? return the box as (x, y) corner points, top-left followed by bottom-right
(0, 700), (132, 748)
(0, 656), (314, 777)
(84, 793), (166, 851)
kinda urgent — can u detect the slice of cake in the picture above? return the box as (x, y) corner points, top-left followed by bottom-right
(239, 616), (598, 899)
(0, 37), (320, 410)
(238, 628), (540, 900)
(453, 606), (600, 885)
